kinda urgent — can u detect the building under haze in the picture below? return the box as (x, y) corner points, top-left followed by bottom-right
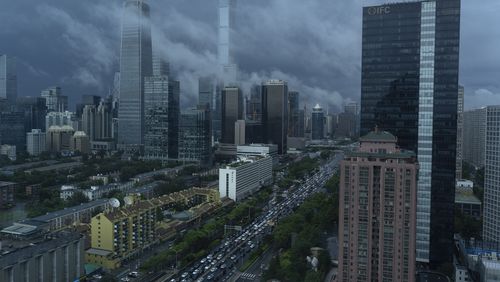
(262, 80), (288, 154)
(221, 86), (243, 144)
(218, 0), (237, 84)
(360, 0), (461, 265)
(311, 104), (324, 140)
(338, 130), (417, 282)
(288, 91), (303, 137)
(144, 76), (180, 162)
(16, 96), (47, 132)
(463, 108), (487, 168)
(0, 54), (17, 106)
(117, 0), (153, 150)
(482, 106), (500, 243)
(41, 86), (68, 112)
(0, 111), (25, 150)
(27, 129), (46, 156)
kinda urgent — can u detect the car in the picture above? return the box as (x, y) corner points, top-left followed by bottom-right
(181, 272), (189, 278)
(200, 258), (207, 264)
(120, 278), (130, 282)
(128, 271), (139, 278)
(92, 274), (103, 280)
(230, 255), (237, 260)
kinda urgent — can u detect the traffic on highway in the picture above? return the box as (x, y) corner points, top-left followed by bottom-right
(165, 154), (342, 282)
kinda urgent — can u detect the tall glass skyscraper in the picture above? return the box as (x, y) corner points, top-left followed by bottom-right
(218, 0), (237, 84)
(262, 80), (288, 154)
(311, 104), (324, 141)
(118, 0), (153, 149)
(221, 86), (243, 144)
(360, 0), (460, 266)
(0, 55), (17, 105)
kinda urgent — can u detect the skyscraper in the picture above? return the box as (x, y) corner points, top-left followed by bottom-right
(339, 130), (417, 282)
(198, 77), (214, 110)
(82, 105), (97, 141)
(262, 80), (288, 154)
(456, 86), (464, 179)
(0, 55), (17, 105)
(463, 108), (487, 168)
(0, 111), (25, 150)
(144, 76), (180, 162)
(311, 104), (324, 140)
(118, 0), (153, 149)
(41, 86), (68, 112)
(246, 84), (262, 122)
(218, 0), (237, 84)
(221, 86), (243, 144)
(482, 106), (500, 243)
(16, 96), (47, 132)
(27, 129), (46, 156)
(360, 0), (460, 265)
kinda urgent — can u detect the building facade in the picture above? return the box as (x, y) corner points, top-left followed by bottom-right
(262, 80), (288, 154)
(144, 76), (180, 161)
(463, 108), (487, 168)
(45, 111), (76, 132)
(0, 181), (16, 209)
(338, 131), (417, 282)
(46, 126), (75, 153)
(483, 106), (500, 243)
(27, 129), (46, 156)
(40, 86), (67, 112)
(360, 0), (461, 264)
(311, 104), (324, 140)
(219, 156), (273, 202)
(117, 0), (153, 149)
(456, 86), (464, 179)
(0, 111), (25, 150)
(179, 107), (212, 166)
(16, 96), (47, 133)
(221, 86), (243, 144)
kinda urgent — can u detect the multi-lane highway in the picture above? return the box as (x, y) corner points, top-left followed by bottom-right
(162, 153), (342, 282)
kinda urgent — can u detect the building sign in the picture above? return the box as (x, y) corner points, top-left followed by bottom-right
(368, 6), (391, 16)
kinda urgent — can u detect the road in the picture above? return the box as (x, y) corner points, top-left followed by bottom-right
(161, 153), (343, 282)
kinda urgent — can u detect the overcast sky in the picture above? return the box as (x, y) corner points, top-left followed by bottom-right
(1, 0), (499, 111)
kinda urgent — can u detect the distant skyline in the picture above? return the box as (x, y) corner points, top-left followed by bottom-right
(0, 0), (499, 110)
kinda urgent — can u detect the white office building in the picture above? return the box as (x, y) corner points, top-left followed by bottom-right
(45, 111), (76, 131)
(27, 129), (46, 156)
(219, 156), (273, 202)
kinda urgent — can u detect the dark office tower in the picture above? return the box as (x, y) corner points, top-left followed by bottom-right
(198, 77), (214, 109)
(288, 91), (302, 137)
(81, 105), (97, 141)
(246, 84), (262, 122)
(41, 87), (68, 112)
(179, 106), (212, 167)
(118, 0), (153, 150)
(361, 0), (461, 265)
(76, 95), (101, 118)
(16, 97), (47, 132)
(262, 80), (288, 154)
(221, 86), (243, 144)
(0, 111), (25, 150)
(0, 55), (17, 105)
(144, 76), (180, 162)
(311, 104), (324, 140)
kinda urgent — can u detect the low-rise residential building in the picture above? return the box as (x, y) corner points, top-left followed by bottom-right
(0, 181), (15, 209)
(219, 156), (273, 202)
(0, 231), (85, 282)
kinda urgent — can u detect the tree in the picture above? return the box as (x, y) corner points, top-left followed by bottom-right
(67, 191), (89, 206)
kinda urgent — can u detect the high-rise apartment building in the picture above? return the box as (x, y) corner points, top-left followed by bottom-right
(117, 0), (153, 149)
(46, 111), (76, 131)
(76, 95), (101, 117)
(482, 106), (500, 243)
(262, 80), (288, 154)
(456, 86), (464, 179)
(360, 0), (460, 264)
(179, 106), (212, 166)
(338, 130), (417, 282)
(221, 86), (243, 144)
(144, 76), (179, 162)
(288, 91), (303, 137)
(0, 55), (17, 105)
(82, 105), (97, 141)
(463, 108), (487, 168)
(27, 129), (46, 156)
(311, 104), (324, 140)
(40, 86), (68, 112)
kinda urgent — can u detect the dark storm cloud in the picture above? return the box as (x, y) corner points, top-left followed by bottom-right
(0, 0), (499, 110)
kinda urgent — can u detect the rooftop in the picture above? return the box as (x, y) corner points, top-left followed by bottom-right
(455, 192), (481, 205)
(0, 181), (16, 187)
(28, 198), (109, 223)
(359, 130), (397, 142)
